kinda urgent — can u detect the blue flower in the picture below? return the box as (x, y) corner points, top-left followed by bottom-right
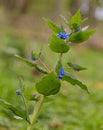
(58, 68), (65, 80)
(33, 94), (37, 97)
(16, 89), (21, 95)
(31, 56), (35, 61)
(73, 64), (78, 67)
(60, 68), (65, 75)
(57, 32), (69, 39)
(58, 75), (63, 80)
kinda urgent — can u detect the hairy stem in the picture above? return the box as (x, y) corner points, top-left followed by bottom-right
(27, 94), (45, 130)
(21, 92), (30, 123)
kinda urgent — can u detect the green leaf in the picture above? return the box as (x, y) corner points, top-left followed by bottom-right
(67, 62), (87, 71)
(36, 72), (61, 96)
(31, 51), (39, 60)
(0, 98), (29, 123)
(69, 30), (96, 43)
(69, 10), (82, 30)
(50, 34), (69, 53)
(62, 72), (89, 93)
(44, 19), (63, 33)
(15, 55), (48, 74)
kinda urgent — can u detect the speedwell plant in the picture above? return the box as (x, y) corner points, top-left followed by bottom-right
(0, 10), (96, 130)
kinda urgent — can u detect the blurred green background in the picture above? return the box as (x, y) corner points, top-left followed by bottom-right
(0, 0), (103, 130)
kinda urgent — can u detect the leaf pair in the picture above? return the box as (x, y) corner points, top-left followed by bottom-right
(45, 10), (96, 48)
(36, 70), (89, 96)
(67, 62), (87, 71)
(15, 55), (48, 74)
(68, 10), (96, 43)
(0, 98), (30, 123)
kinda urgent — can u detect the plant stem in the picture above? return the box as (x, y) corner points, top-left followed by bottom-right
(21, 92), (30, 123)
(53, 53), (63, 71)
(27, 94), (45, 130)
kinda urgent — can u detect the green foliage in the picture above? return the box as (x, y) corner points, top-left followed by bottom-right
(69, 30), (96, 43)
(31, 51), (39, 60)
(15, 55), (48, 74)
(44, 8), (96, 92)
(63, 72), (89, 93)
(0, 45), (103, 130)
(44, 19), (62, 33)
(36, 72), (61, 96)
(67, 62), (87, 71)
(68, 10), (82, 30)
(0, 98), (29, 123)
(50, 34), (69, 53)
(0, 9), (96, 130)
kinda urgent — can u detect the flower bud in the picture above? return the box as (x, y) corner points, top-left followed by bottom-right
(57, 32), (69, 39)
(58, 75), (63, 80)
(16, 89), (21, 95)
(33, 94), (37, 97)
(31, 56), (35, 61)
(60, 68), (65, 75)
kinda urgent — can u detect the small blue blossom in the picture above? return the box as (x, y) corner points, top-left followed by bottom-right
(16, 89), (21, 95)
(31, 56), (35, 61)
(33, 94), (37, 97)
(58, 75), (63, 80)
(60, 68), (65, 75)
(58, 68), (65, 80)
(57, 32), (69, 39)
(73, 64), (78, 67)
(73, 64), (80, 71)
